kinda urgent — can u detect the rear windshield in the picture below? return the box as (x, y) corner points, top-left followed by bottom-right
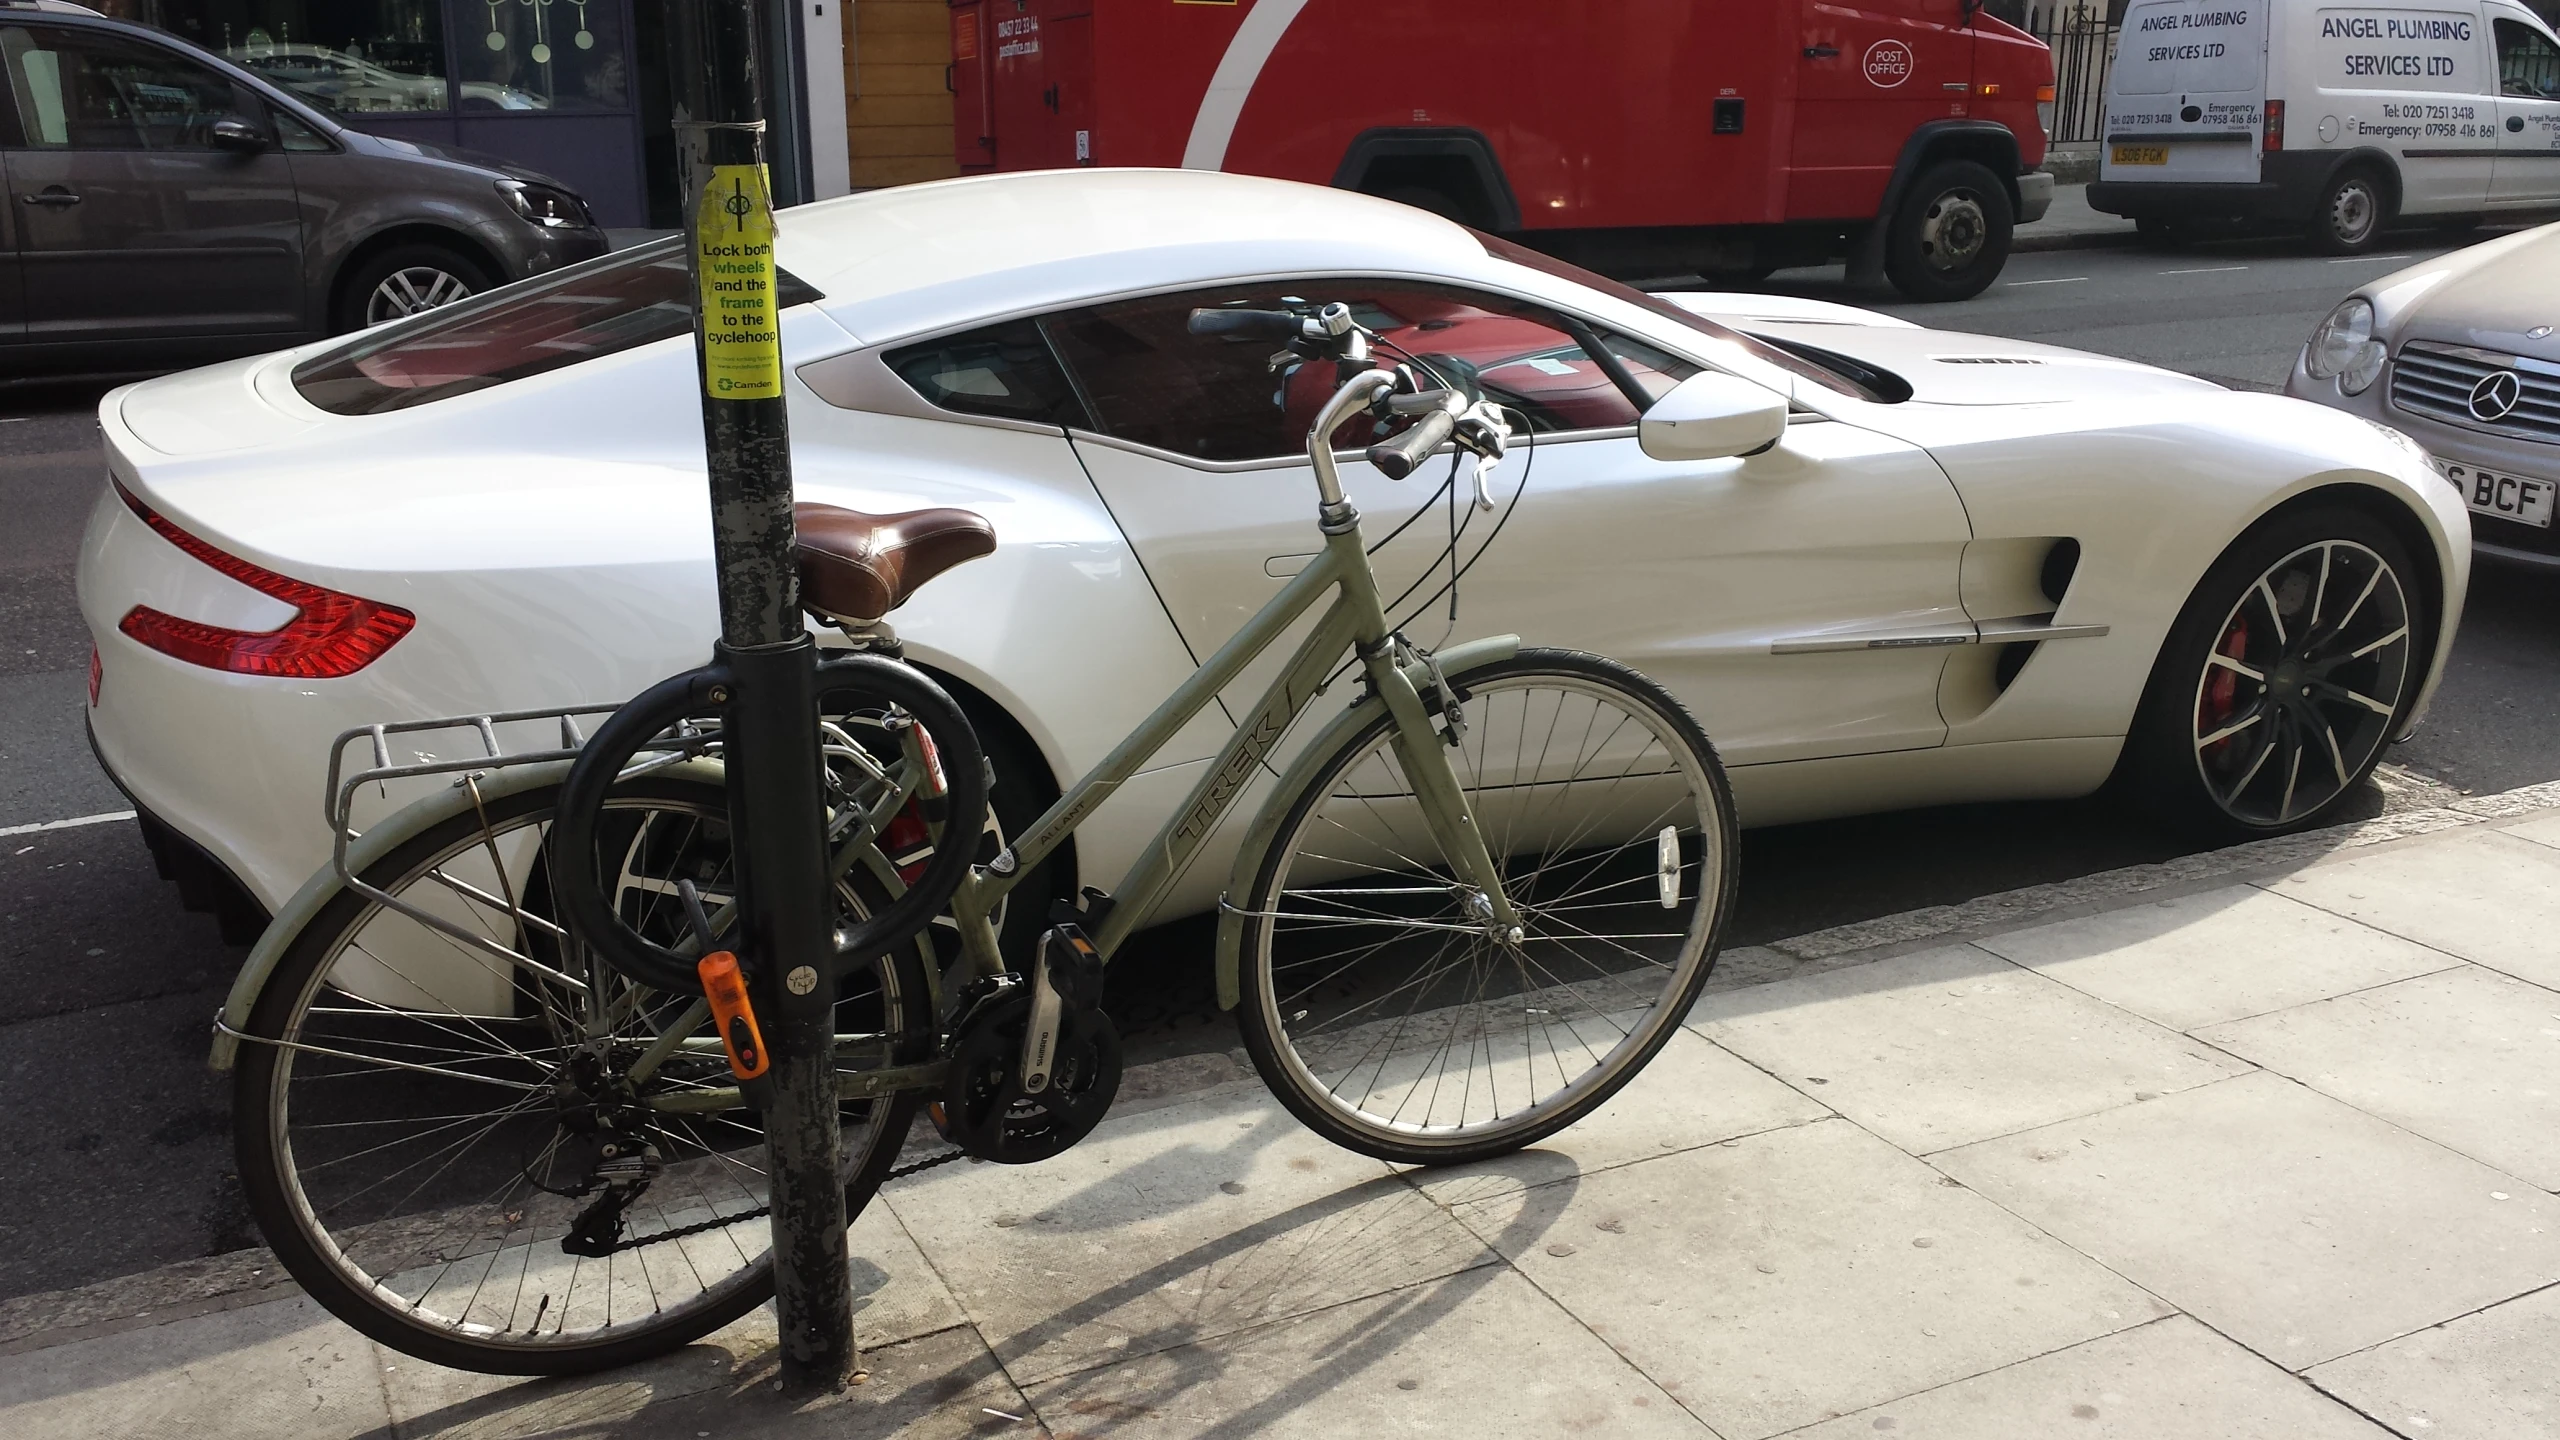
(1474, 231), (1889, 403)
(293, 239), (821, 416)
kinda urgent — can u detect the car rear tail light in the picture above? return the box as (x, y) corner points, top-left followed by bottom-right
(113, 481), (416, 679)
(2265, 99), (2285, 151)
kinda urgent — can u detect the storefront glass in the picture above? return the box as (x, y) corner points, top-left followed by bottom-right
(101, 0), (451, 114)
(456, 0), (626, 112)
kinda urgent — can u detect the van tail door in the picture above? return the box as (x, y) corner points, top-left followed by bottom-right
(2490, 8), (2560, 205)
(2102, 0), (2268, 185)
(1791, 0), (1978, 218)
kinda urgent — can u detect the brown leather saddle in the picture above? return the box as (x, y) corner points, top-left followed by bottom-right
(793, 502), (996, 625)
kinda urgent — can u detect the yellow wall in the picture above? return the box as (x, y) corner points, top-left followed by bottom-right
(848, 0), (961, 188)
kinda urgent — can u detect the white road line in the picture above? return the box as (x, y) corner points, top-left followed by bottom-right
(0, 810), (137, 838)
(2007, 276), (2088, 286)
(2163, 265), (2250, 274)
(2329, 253), (2410, 263)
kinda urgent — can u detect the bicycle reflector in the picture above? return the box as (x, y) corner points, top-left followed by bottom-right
(114, 481), (415, 679)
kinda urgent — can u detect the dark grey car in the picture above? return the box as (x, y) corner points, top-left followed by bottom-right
(0, 1), (607, 378)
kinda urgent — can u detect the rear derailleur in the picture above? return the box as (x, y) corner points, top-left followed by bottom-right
(932, 920), (1123, 1164)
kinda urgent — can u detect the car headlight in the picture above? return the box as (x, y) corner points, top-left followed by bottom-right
(2305, 297), (2387, 395)
(497, 178), (591, 230)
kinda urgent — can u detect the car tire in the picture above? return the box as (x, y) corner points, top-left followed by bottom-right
(2309, 166), (2393, 255)
(2118, 506), (2428, 838)
(333, 243), (494, 332)
(1884, 159), (2015, 303)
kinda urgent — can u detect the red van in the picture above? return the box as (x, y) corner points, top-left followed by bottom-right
(947, 0), (2057, 301)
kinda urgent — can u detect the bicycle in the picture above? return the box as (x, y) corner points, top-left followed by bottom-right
(216, 299), (1740, 1373)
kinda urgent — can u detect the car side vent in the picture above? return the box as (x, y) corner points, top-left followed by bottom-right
(1934, 355), (2046, 365)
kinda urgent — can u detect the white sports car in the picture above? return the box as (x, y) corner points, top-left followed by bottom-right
(80, 168), (2469, 947)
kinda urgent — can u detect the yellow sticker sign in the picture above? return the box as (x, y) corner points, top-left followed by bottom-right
(696, 164), (781, 401)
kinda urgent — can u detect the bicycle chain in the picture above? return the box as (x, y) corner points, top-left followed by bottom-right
(585, 1148), (969, 1255)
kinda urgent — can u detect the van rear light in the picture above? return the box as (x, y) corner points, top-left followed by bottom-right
(2265, 99), (2285, 151)
(113, 481), (416, 679)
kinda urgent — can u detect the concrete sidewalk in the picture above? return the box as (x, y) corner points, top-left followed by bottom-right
(2015, 182), (2140, 254)
(7, 784), (2560, 1438)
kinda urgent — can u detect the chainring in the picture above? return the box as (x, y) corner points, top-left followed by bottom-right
(936, 984), (1121, 1165)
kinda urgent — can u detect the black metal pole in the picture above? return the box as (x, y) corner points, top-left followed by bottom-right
(668, 0), (854, 1393)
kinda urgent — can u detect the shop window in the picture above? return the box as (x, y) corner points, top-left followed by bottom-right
(458, 0), (627, 111)
(1, 23), (253, 150)
(103, 0), (451, 115)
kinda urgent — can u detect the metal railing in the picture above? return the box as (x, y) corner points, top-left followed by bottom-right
(2014, 1), (2120, 146)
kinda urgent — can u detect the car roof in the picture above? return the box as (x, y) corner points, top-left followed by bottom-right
(775, 169), (1508, 346)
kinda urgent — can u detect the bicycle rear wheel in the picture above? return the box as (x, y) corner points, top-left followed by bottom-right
(1235, 649), (1736, 1165)
(232, 774), (931, 1374)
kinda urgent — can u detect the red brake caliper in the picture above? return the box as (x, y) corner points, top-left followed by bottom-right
(2200, 615), (2250, 756)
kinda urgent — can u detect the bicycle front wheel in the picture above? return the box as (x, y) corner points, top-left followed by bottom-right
(232, 774), (931, 1374)
(1236, 649), (1736, 1165)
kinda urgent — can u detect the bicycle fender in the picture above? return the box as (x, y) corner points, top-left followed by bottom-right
(208, 759), (730, 1072)
(1212, 634), (1520, 1011)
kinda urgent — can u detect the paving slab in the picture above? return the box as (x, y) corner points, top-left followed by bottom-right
(1935, 1071), (2560, 1368)
(2309, 1282), (2560, 1440)
(1691, 943), (2250, 1154)
(1981, 885), (2459, 1031)
(885, 1088), (1493, 1387)
(379, 1203), (967, 1433)
(1786, 1316), (2389, 1439)
(1454, 1117), (2170, 1440)
(2199, 965), (2560, 1190)
(1025, 1266), (1706, 1439)
(2270, 830), (2560, 989)
(610, 1324), (1031, 1440)
(1402, 1026), (1834, 1208)
(2502, 811), (2560, 851)
(0, 1294), (392, 1440)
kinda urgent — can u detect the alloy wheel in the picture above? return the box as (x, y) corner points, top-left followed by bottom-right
(368, 266), (476, 325)
(2189, 539), (2412, 828)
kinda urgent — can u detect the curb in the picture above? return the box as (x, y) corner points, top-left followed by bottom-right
(10, 776), (2557, 1358)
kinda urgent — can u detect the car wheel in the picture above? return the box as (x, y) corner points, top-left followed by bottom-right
(334, 244), (493, 332)
(2120, 507), (2427, 837)
(2310, 167), (2392, 255)
(1884, 159), (2015, 303)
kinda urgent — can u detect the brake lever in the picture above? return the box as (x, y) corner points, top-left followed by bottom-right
(1454, 404), (1511, 512)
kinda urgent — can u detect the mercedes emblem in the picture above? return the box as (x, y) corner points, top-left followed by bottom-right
(2468, 370), (2523, 422)
(2530, 325), (2556, 340)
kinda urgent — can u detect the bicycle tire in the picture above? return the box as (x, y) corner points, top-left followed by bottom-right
(1235, 648), (1737, 1166)
(233, 774), (930, 1374)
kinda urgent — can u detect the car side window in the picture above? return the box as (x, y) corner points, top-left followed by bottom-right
(883, 320), (1090, 428)
(1044, 282), (1666, 464)
(1, 25), (250, 151)
(2498, 19), (2560, 99)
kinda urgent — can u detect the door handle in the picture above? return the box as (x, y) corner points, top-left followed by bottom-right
(1802, 44), (1839, 58)
(20, 187), (80, 207)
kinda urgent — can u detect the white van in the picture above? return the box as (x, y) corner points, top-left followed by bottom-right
(2087, 0), (2560, 251)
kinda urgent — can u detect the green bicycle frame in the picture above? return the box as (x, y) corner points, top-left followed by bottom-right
(943, 368), (1521, 997)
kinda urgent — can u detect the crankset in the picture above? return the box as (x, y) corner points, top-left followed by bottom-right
(933, 924), (1121, 1164)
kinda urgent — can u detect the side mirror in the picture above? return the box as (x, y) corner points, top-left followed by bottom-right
(209, 116), (271, 153)
(1639, 371), (1790, 462)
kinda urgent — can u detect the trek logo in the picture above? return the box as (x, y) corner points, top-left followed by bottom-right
(1864, 39), (1914, 88)
(1173, 694), (1298, 847)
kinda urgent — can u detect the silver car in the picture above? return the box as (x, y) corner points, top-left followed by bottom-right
(2287, 223), (2560, 568)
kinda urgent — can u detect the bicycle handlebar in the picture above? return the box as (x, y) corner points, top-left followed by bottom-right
(1186, 307), (1303, 341)
(1367, 406), (1459, 480)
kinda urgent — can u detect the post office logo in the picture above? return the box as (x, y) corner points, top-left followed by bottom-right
(1864, 39), (1915, 88)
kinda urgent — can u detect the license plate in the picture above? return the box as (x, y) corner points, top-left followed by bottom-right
(2441, 460), (2558, 528)
(2111, 144), (2169, 165)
